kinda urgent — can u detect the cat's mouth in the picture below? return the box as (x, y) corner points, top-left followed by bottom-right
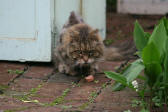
(74, 64), (91, 77)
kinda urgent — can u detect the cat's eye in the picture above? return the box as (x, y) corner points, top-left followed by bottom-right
(89, 52), (93, 56)
(89, 50), (99, 57)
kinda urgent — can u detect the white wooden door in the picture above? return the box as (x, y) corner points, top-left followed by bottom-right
(54, 0), (106, 40)
(0, 0), (51, 62)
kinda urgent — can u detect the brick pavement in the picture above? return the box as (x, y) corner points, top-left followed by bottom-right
(0, 61), (139, 112)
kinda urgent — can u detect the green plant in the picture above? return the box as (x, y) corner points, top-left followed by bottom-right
(105, 18), (168, 111)
(14, 83), (43, 103)
(46, 88), (70, 106)
(103, 39), (114, 46)
(8, 69), (24, 75)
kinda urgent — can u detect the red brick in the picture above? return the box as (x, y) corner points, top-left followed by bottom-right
(32, 82), (71, 103)
(65, 85), (97, 102)
(10, 78), (42, 92)
(92, 86), (140, 112)
(22, 106), (62, 112)
(98, 61), (123, 72)
(0, 62), (26, 85)
(23, 66), (53, 79)
(0, 97), (35, 111)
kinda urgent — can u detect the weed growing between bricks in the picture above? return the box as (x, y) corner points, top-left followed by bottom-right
(7, 65), (28, 86)
(13, 83), (43, 103)
(44, 88), (70, 106)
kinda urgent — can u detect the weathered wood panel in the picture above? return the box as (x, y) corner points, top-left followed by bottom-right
(118, 0), (168, 15)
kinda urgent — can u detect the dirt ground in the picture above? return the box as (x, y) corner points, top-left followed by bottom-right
(106, 13), (163, 46)
(0, 13), (165, 112)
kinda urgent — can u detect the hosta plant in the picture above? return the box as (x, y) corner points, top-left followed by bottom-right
(105, 18), (168, 111)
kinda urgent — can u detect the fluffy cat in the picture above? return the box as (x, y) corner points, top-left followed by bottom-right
(53, 12), (104, 77)
(53, 11), (136, 77)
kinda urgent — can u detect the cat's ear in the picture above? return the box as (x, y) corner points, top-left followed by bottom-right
(68, 11), (84, 26)
(90, 29), (99, 35)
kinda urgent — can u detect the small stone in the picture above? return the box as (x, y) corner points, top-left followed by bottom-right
(85, 75), (94, 82)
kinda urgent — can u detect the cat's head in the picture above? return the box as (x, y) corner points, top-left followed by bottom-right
(60, 12), (104, 66)
(67, 24), (104, 66)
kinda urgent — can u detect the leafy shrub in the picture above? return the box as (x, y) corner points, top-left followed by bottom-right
(105, 18), (168, 111)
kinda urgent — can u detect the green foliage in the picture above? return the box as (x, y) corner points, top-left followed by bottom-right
(134, 21), (149, 54)
(14, 83), (43, 103)
(8, 69), (24, 75)
(46, 88), (70, 106)
(105, 59), (144, 91)
(103, 39), (114, 46)
(148, 20), (167, 56)
(105, 17), (168, 111)
(142, 42), (162, 87)
(105, 71), (127, 86)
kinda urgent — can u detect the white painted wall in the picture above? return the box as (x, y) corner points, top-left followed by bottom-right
(118, 0), (168, 15)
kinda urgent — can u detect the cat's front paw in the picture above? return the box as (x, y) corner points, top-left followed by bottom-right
(58, 64), (70, 74)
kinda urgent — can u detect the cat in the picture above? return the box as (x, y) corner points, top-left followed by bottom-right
(53, 11), (136, 77)
(53, 11), (104, 77)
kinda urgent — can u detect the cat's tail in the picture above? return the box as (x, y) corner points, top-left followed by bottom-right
(103, 41), (137, 61)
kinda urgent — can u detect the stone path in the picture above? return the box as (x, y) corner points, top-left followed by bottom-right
(0, 61), (139, 112)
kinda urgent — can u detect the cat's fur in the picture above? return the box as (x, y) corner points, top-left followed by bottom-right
(53, 12), (104, 77)
(53, 12), (136, 77)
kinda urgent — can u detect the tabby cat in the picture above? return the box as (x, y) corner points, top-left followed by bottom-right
(53, 12), (136, 77)
(53, 12), (104, 77)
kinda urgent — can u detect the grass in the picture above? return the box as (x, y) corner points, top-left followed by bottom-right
(79, 90), (99, 110)
(45, 88), (70, 106)
(8, 69), (24, 75)
(4, 107), (29, 112)
(14, 83), (43, 103)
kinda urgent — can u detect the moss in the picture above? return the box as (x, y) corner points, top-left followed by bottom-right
(8, 69), (24, 75)
(45, 88), (70, 106)
(14, 83), (43, 103)
(4, 107), (29, 112)
(0, 85), (9, 94)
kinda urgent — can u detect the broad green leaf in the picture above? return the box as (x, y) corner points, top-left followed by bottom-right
(142, 42), (160, 64)
(110, 59), (145, 91)
(144, 32), (151, 38)
(163, 39), (168, 82)
(111, 83), (126, 91)
(164, 38), (168, 67)
(145, 63), (162, 87)
(148, 20), (168, 56)
(160, 17), (168, 35)
(142, 42), (162, 87)
(123, 59), (145, 82)
(134, 21), (149, 53)
(105, 71), (127, 86)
